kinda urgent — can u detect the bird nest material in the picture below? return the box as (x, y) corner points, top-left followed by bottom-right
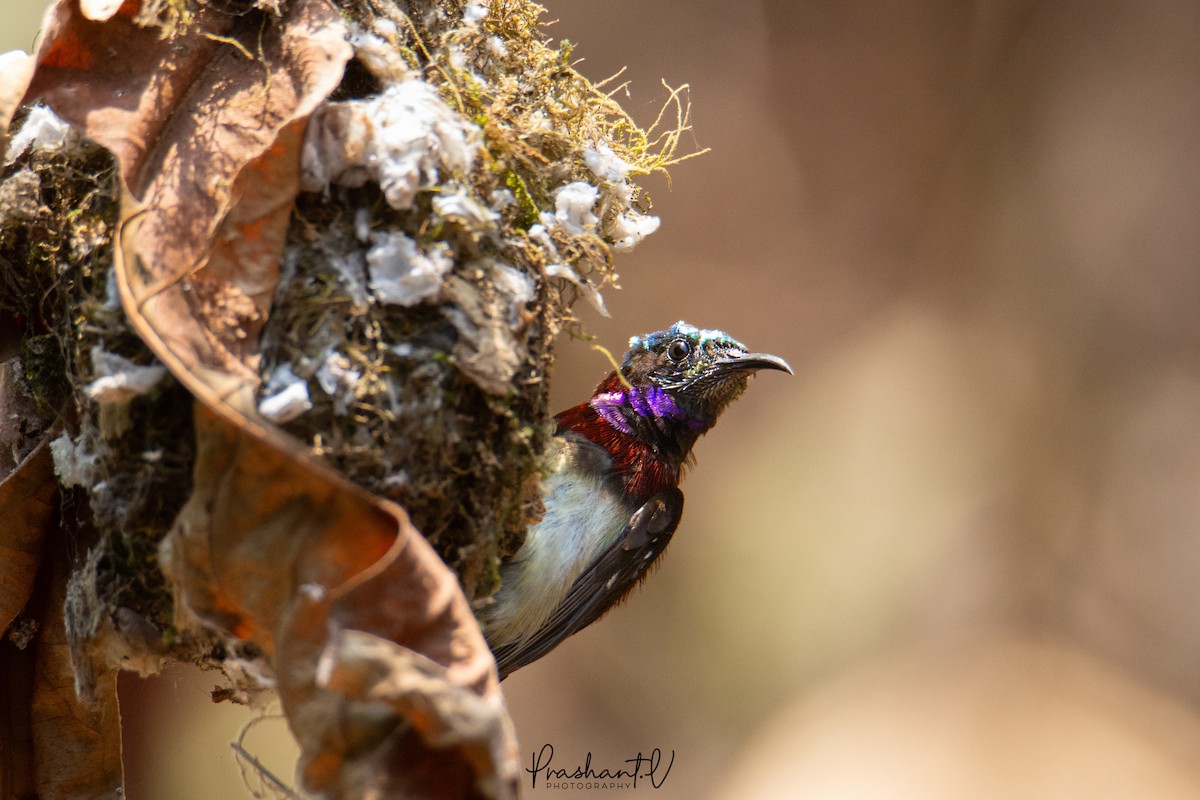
(258, 0), (699, 603)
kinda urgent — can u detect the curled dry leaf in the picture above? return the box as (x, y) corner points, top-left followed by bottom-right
(28, 0), (346, 384)
(17, 0), (516, 795)
(167, 405), (514, 798)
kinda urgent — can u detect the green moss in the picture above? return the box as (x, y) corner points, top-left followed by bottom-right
(504, 170), (540, 229)
(20, 334), (70, 421)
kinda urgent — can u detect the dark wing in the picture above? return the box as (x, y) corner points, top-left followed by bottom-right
(492, 487), (684, 680)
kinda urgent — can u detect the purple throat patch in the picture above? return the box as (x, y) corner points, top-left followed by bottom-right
(591, 385), (703, 434)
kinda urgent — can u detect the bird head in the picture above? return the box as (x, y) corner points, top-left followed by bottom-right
(620, 321), (792, 427)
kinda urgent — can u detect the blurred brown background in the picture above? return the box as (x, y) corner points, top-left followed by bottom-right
(8, 0), (1200, 797)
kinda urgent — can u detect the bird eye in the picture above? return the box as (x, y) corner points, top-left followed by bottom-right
(667, 340), (691, 361)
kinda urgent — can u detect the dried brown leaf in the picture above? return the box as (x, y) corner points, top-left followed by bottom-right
(29, 573), (123, 800)
(164, 405), (515, 798)
(26, 0), (235, 194)
(0, 425), (55, 636)
(23, 0), (349, 387)
(1, 447), (122, 800)
(0, 362), (54, 638)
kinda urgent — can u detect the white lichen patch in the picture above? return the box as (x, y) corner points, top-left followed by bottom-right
(582, 143), (631, 185)
(491, 261), (536, 311)
(4, 104), (80, 165)
(301, 79), (482, 211)
(83, 346), (168, 404)
(365, 230), (454, 306)
(50, 432), (99, 489)
(432, 188), (500, 233)
(584, 144), (661, 251)
(258, 365), (312, 423)
(315, 351), (362, 415)
(528, 224), (610, 317)
(607, 211), (661, 252)
(442, 259), (537, 394)
(544, 262), (609, 317)
(542, 181), (600, 236)
(463, 0), (488, 25)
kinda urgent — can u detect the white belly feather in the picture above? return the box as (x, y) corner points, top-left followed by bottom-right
(483, 464), (629, 648)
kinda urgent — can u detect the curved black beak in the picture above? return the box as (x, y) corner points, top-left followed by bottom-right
(713, 351), (793, 376)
